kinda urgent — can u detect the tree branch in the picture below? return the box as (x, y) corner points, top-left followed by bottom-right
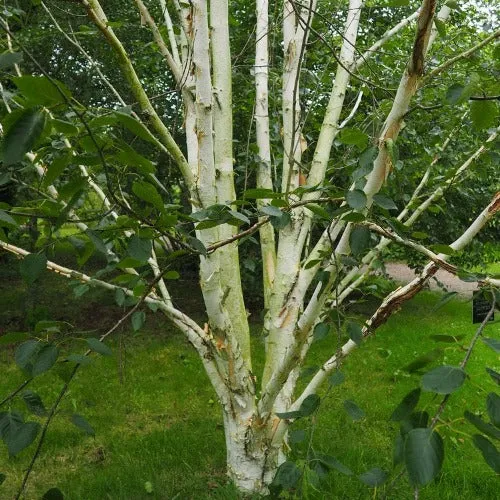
(133, 0), (184, 85)
(288, 192), (500, 421)
(81, 0), (194, 189)
(422, 28), (500, 85)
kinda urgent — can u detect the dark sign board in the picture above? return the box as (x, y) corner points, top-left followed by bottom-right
(472, 291), (495, 324)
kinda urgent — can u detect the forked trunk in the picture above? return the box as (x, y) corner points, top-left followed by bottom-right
(223, 412), (283, 495)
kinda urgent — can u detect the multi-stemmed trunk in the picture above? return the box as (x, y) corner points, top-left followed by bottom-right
(2, 0), (499, 497)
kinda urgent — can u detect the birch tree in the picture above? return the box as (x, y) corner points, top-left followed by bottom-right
(0, 0), (499, 495)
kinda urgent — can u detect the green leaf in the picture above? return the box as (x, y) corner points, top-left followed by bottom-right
(349, 226), (371, 256)
(0, 472), (5, 486)
(7, 422), (40, 457)
(486, 393), (500, 427)
(359, 468), (387, 487)
(390, 388), (421, 422)
(42, 488), (65, 500)
(13, 76), (72, 106)
(317, 454), (353, 475)
(300, 394), (321, 416)
(0, 209), (19, 228)
(43, 153), (71, 187)
(305, 203), (330, 220)
(0, 51), (23, 70)
(344, 399), (365, 421)
(276, 394), (320, 420)
(269, 211), (291, 230)
(346, 189), (367, 210)
(66, 354), (92, 366)
(346, 320), (363, 345)
(373, 194), (397, 210)
(115, 288), (126, 307)
(359, 147), (377, 169)
(472, 435), (500, 473)
(164, 270), (180, 280)
(411, 231), (428, 240)
(483, 338), (500, 353)
(73, 284), (90, 298)
(387, 0), (410, 6)
(115, 147), (156, 175)
(86, 338), (112, 356)
(400, 412), (429, 436)
(35, 320), (69, 334)
(127, 236), (152, 263)
(32, 344), (59, 376)
(15, 340), (41, 375)
(185, 236), (207, 256)
(114, 112), (159, 145)
(22, 391), (47, 417)
(51, 118), (79, 136)
(430, 244), (455, 255)
(71, 414), (95, 436)
(275, 409), (303, 420)
(289, 429), (306, 444)
(446, 83), (465, 105)
(313, 322), (330, 340)
(342, 211), (366, 223)
(0, 411), (40, 457)
(228, 210), (250, 225)
(19, 253), (47, 285)
(405, 428), (444, 486)
(470, 100), (498, 130)
(328, 371), (345, 387)
(464, 411), (500, 440)
(14, 341), (57, 377)
(339, 128), (369, 149)
(422, 365), (465, 394)
(272, 461), (301, 489)
(195, 220), (219, 230)
(486, 368), (500, 386)
(85, 229), (108, 255)
(260, 205), (282, 217)
(132, 311), (146, 332)
(132, 181), (164, 212)
(2, 108), (47, 166)
(434, 18), (446, 37)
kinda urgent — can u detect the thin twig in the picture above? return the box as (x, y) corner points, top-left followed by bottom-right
(384, 296), (496, 498)
(15, 267), (172, 499)
(430, 297), (496, 428)
(0, 379), (32, 408)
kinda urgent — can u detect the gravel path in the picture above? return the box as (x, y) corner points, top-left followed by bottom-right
(384, 263), (477, 296)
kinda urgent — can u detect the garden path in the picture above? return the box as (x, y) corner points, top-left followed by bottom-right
(384, 263), (478, 296)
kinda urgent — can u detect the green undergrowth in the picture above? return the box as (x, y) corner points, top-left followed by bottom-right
(0, 260), (499, 499)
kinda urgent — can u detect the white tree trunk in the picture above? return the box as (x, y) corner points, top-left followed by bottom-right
(223, 412), (279, 495)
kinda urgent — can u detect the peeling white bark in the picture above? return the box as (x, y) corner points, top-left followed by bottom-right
(255, 0), (277, 307)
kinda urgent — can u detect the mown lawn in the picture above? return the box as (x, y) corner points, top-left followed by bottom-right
(0, 257), (498, 499)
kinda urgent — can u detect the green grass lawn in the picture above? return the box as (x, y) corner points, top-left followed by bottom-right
(0, 258), (499, 499)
